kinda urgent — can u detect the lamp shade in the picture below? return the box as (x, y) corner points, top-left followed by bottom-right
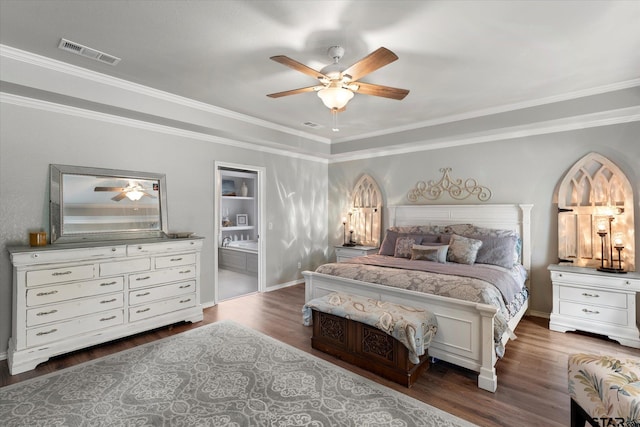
(317, 86), (354, 110)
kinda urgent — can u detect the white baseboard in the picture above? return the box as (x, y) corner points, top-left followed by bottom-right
(265, 280), (304, 292)
(527, 310), (550, 319)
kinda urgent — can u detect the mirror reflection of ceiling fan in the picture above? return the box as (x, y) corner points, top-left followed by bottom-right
(267, 46), (409, 130)
(94, 180), (156, 202)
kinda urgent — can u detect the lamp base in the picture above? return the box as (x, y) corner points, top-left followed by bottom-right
(597, 267), (627, 274)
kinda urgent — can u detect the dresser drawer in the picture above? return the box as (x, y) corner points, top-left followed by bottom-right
(27, 293), (124, 326)
(129, 294), (196, 322)
(26, 264), (95, 287)
(27, 309), (124, 347)
(26, 277), (124, 306)
(100, 258), (151, 276)
(155, 253), (196, 269)
(558, 285), (627, 309)
(129, 280), (195, 305)
(127, 240), (200, 256)
(129, 265), (196, 289)
(558, 300), (628, 326)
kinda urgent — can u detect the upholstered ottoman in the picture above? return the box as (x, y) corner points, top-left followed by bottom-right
(302, 292), (437, 387)
(568, 353), (640, 427)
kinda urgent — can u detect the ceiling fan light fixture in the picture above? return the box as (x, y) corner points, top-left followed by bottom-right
(125, 190), (144, 201)
(317, 86), (354, 110)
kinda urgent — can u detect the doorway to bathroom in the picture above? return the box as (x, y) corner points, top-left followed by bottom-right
(214, 162), (265, 302)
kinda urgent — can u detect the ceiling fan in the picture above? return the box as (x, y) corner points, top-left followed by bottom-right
(94, 181), (156, 202)
(267, 46), (409, 126)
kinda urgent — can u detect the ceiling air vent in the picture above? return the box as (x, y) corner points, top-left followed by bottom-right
(302, 121), (322, 129)
(58, 38), (121, 66)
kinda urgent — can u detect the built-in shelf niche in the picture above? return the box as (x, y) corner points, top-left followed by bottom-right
(350, 174), (383, 247)
(557, 152), (635, 271)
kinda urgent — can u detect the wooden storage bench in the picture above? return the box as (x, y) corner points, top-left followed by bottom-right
(309, 299), (434, 387)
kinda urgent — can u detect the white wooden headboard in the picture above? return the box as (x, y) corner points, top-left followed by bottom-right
(388, 204), (533, 271)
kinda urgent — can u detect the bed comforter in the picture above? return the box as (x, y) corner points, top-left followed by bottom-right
(314, 254), (529, 357)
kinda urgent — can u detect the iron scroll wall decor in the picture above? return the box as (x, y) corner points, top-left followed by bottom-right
(407, 168), (492, 202)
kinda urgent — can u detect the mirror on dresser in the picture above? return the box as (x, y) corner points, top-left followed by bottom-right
(50, 164), (168, 244)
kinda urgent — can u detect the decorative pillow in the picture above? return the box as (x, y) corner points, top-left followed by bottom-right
(470, 235), (518, 269)
(420, 234), (440, 244)
(379, 231), (439, 256)
(394, 236), (421, 258)
(411, 244), (448, 263)
(447, 234), (483, 265)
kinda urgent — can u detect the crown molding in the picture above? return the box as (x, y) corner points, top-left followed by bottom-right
(0, 44), (330, 145)
(328, 106), (640, 163)
(331, 78), (640, 145)
(0, 92), (329, 164)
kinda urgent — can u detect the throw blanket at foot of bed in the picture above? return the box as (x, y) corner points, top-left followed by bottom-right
(302, 292), (437, 364)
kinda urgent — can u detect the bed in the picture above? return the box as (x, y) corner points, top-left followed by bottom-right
(303, 204), (533, 392)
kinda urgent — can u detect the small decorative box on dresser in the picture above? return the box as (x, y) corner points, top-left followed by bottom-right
(548, 264), (640, 348)
(334, 245), (379, 262)
(7, 237), (204, 374)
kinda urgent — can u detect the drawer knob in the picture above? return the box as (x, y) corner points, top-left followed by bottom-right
(170, 258), (183, 262)
(136, 308), (151, 314)
(33, 253), (39, 258)
(100, 315), (117, 322)
(138, 246), (143, 250)
(136, 292), (151, 297)
(179, 298), (192, 304)
(36, 309), (58, 316)
(136, 276), (151, 281)
(179, 284), (192, 289)
(558, 273), (563, 277)
(36, 328), (58, 336)
(179, 269), (192, 274)
(582, 308), (600, 315)
(36, 290), (58, 296)
(111, 247), (117, 252)
(100, 298), (117, 304)
(581, 293), (599, 298)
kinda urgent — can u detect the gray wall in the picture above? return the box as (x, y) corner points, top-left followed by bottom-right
(0, 102), (328, 356)
(327, 122), (640, 315)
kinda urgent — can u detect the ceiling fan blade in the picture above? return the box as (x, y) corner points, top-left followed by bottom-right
(270, 55), (329, 80)
(95, 186), (125, 192)
(111, 192), (127, 201)
(353, 82), (409, 100)
(267, 85), (322, 98)
(142, 192), (157, 199)
(342, 47), (398, 82)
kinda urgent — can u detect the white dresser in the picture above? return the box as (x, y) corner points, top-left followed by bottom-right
(8, 237), (204, 374)
(334, 245), (379, 262)
(548, 264), (640, 348)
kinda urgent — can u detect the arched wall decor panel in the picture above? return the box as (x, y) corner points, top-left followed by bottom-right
(557, 152), (635, 271)
(350, 174), (383, 247)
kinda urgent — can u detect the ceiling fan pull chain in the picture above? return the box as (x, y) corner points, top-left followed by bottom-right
(332, 109), (340, 132)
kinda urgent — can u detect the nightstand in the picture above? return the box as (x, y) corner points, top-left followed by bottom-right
(335, 246), (379, 262)
(548, 264), (640, 348)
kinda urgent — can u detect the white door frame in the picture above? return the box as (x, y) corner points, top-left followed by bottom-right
(213, 161), (266, 304)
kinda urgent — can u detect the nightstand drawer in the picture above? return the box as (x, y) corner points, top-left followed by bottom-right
(558, 286), (627, 309)
(559, 300), (628, 326)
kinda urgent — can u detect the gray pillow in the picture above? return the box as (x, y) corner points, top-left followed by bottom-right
(470, 235), (518, 269)
(411, 244), (449, 263)
(447, 234), (483, 265)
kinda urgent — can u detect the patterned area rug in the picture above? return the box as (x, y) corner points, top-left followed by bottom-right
(0, 320), (477, 426)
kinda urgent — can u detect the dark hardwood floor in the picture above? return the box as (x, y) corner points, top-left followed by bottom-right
(2, 283), (639, 426)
